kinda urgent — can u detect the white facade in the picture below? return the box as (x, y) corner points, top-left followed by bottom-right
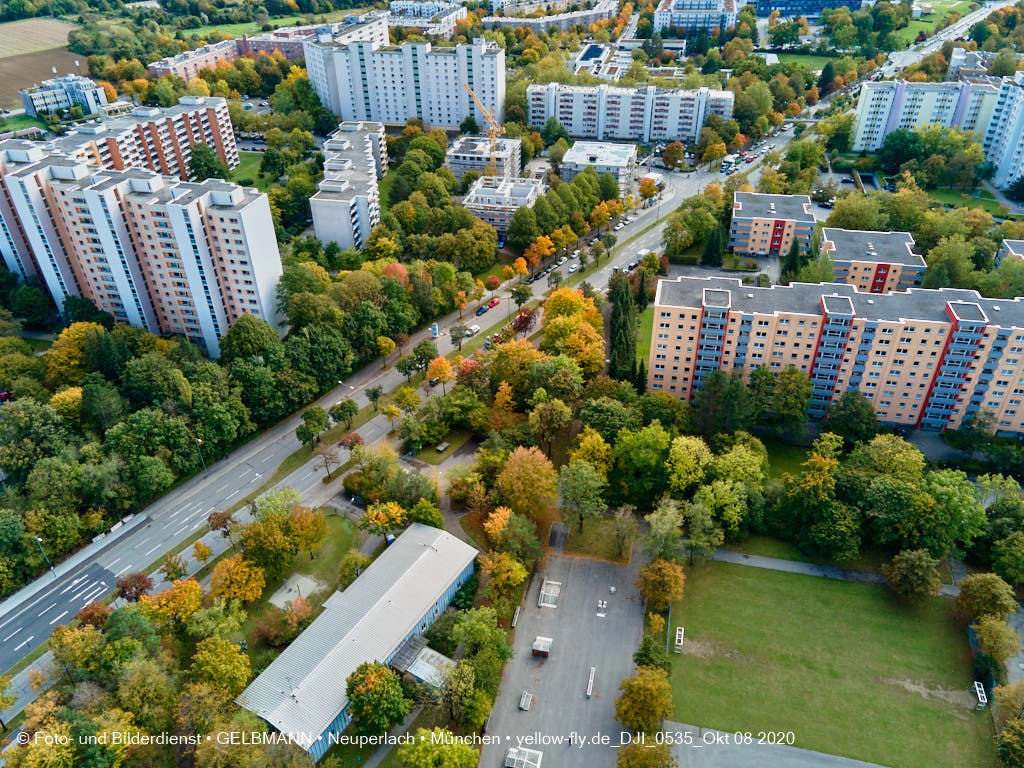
(388, 1), (468, 38)
(653, 0), (737, 31)
(310, 124), (387, 251)
(462, 175), (545, 233)
(305, 35), (504, 128)
(984, 72), (1024, 190)
(19, 74), (108, 118)
(527, 82), (733, 144)
(445, 135), (522, 180)
(0, 141), (281, 357)
(483, 0), (618, 31)
(560, 141), (637, 191)
(851, 78), (999, 152)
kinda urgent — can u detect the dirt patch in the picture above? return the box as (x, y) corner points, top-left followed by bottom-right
(0, 48), (83, 109)
(681, 636), (753, 664)
(883, 678), (977, 718)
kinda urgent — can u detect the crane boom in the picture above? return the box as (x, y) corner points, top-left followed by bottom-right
(463, 82), (504, 176)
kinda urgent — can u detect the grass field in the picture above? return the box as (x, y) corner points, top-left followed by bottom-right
(760, 435), (809, 478)
(777, 54), (835, 71)
(928, 188), (1010, 216)
(0, 18), (79, 58)
(186, 8), (379, 39)
(1, 114), (47, 132)
(416, 426), (473, 465)
(668, 562), (998, 768)
(894, 0), (975, 44)
(637, 304), (654, 363)
(231, 150), (273, 191)
(565, 515), (632, 563)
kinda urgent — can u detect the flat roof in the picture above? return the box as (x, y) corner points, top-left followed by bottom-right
(237, 524), (476, 749)
(656, 275), (1024, 328)
(1003, 239), (1024, 257)
(733, 191), (813, 223)
(562, 141), (636, 167)
(822, 228), (924, 267)
(446, 135), (520, 158)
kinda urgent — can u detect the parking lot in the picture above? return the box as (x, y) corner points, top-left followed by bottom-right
(480, 550), (645, 768)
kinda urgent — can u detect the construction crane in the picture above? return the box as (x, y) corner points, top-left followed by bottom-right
(463, 82), (504, 177)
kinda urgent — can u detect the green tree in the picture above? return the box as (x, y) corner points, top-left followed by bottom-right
(366, 385), (384, 412)
(633, 634), (671, 674)
(994, 531), (1024, 587)
(683, 501), (724, 564)
(615, 666), (673, 733)
(188, 143), (230, 181)
(691, 370), (750, 437)
(617, 742), (677, 768)
(666, 435), (712, 497)
(330, 399), (359, 429)
(346, 662), (413, 736)
(296, 406), (329, 445)
(609, 423), (671, 508)
(218, 314), (282, 364)
(558, 460), (606, 532)
(452, 606), (510, 658)
(643, 498), (685, 562)
(882, 549), (941, 602)
(528, 397), (572, 457)
(441, 660), (475, 722)
(974, 616), (1021, 665)
(822, 391), (881, 447)
(397, 728), (478, 768)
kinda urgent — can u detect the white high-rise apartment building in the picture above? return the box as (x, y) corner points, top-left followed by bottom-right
(310, 122), (388, 251)
(527, 83), (733, 144)
(0, 141), (281, 357)
(653, 0), (737, 31)
(984, 72), (1024, 190)
(304, 34), (505, 128)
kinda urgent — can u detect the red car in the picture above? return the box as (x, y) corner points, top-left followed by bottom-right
(488, 297), (501, 308)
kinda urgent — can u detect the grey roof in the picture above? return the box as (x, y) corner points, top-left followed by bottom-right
(236, 524), (476, 749)
(562, 141), (637, 167)
(733, 192), (813, 223)
(822, 228), (924, 267)
(1003, 239), (1024, 257)
(655, 275), (1024, 328)
(446, 135), (520, 159)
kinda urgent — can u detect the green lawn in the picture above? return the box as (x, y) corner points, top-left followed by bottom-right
(927, 188), (1010, 216)
(894, 0), (975, 44)
(637, 305), (654, 363)
(759, 435), (809, 479)
(232, 150), (273, 192)
(415, 426), (473, 465)
(565, 515), (632, 563)
(378, 167), (397, 212)
(722, 534), (894, 575)
(668, 562), (998, 768)
(777, 54), (835, 70)
(1, 114), (47, 133)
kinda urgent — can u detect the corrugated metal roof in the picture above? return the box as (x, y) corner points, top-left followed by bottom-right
(236, 523), (477, 748)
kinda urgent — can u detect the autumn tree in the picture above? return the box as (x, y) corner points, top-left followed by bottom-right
(615, 666), (673, 733)
(618, 742), (677, 768)
(237, 515), (297, 582)
(140, 579), (203, 628)
(426, 356), (455, 394)
(360, 501), (407, 537)
(636, 558), (686, 613)
(207, 510), (237, 545)
(210, 554), (266, 603)
(484, 506), (512, 546)
(115, 571), (153, 602)
(346, 661), (413, 735)
(190, 635), (251, 697)
(0, 673), (14, 730)
(398, 728), (478, 768)
(159, 552), (187, 581)
(957, 573), (1018, 621)
(288, 506), (328, 558)
(441, 660), (476, 722)
(481, 551), (528, 599)
(496, 446), (557, 523)
(528, 397), (572, 457)
(974, 616), (1021, 665)
(192, 541), (213, 564)
(614, 506), (639, 559)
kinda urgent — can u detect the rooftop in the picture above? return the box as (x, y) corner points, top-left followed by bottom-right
(1003, 239), (1024, 256)
(236, 523), (477, 749)
(463, 175), (546, 206)
(562, 140), (637, 167)
(821, 228), (924, 267)
(733, 191), (813, 223)
(656, 275), (1024, 328)
(446, 135), (520, 158)
(311, 127), (380, 200)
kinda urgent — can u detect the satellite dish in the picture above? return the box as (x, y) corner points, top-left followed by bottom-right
(51, 66), (57, 74)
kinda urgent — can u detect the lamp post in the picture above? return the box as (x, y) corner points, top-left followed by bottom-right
(195, 437), (208, 475)
(35, 537), (53, 573)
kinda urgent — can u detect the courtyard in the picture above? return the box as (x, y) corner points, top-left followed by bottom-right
(667, 562), (998, 768)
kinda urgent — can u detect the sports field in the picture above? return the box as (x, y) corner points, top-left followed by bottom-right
(668, 562), (998, 768)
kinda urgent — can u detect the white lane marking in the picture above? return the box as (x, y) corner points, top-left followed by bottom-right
(3, 627), (21, 641)
(48, 610), (68, 625)
(144, 544), (161, 557)
(226, 490), (239, 500)
(38, 602), (56, 617)
(173, 525), (188, 537)
(80, 586), (106, 605)
(59, 574), (88, 595)
(116, 565), (131, 577)
(14, 635), (34, 651)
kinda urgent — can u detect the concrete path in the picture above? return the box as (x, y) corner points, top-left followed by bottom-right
(711, 550), (961, 598)
(983, 181), (1024, 215)
(666, 722), (888, 768)
(0, 652), (55, 729)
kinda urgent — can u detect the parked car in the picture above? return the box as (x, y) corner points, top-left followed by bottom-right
(488, 297), (501, 308)
(570, 250), (580, 259)
(557, 256), (567, 265)
(567, 264), (579, 273)
(475, 305), (489, 316)
(468, 324), (481, 335)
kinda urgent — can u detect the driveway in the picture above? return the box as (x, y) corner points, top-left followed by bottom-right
(479, 550), (645, 768)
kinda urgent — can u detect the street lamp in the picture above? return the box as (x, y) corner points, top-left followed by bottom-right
(194, 437), (208, 475)
(35, 537), (53, 573)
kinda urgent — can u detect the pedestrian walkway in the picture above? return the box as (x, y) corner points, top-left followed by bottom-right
(712, 550), (962, 598)
(982, 181), (1024, 215)
(666, 721), (888, 768)
(0, 652), (54, 730)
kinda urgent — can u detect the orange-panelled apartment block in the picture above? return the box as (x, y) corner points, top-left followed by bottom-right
(821, 228), (926, 292)
(0, 141), (280, 358)
(728, 191), (815, 257)
(45, 97), (238, 180)
(648, 276), (1024, 435)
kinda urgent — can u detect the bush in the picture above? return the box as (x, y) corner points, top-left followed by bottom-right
(236, 177), (254, 186)
(339, 549), (371, 589)
(424, 611), (458, 656)
(451, 565), (479, 610)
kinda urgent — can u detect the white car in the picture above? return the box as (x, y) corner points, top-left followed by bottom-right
(568, 264), (579, 273)
(614, 222), (624, 231)
(570, 250), (580, 259)
(557, 256), (568, 265)
(468, 324), (481, 336)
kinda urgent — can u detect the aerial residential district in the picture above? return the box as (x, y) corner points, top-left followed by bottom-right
(5, 0), (1024, 767)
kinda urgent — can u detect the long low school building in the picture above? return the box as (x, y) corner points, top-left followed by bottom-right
(237, 523), (478, 761)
